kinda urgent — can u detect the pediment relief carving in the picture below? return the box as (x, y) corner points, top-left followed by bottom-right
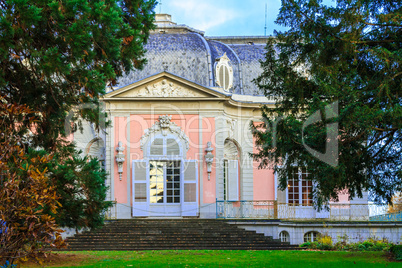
(116, 79), (207, 98)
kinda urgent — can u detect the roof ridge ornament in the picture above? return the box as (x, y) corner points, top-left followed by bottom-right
(217, 52), (230, 63)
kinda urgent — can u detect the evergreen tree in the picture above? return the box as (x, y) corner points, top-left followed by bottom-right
(253, 0), (402, 207)
(0, 0), (156, 228)
(0, 0), (156, 148)
(27, 148), (112, 230)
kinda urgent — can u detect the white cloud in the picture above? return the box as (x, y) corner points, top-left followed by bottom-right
(158, 0), (288, 36)
(164, 0), (239, 32)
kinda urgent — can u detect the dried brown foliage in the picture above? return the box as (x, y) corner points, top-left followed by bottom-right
(388, 194), (402, 214)
(0, 97), (65, 265)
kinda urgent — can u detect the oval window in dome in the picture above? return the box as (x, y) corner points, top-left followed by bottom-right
(215, 53), (233, 92)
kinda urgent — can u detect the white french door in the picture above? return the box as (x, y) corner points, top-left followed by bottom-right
(132, 159), (199, 217)
(148, 160), (181, 216)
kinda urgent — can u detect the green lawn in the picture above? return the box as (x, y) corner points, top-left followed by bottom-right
(20, 250), (399, 268)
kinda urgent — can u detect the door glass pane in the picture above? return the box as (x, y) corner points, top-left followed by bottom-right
(166, 161), (180, 203)
(288, 167), (312, 205)
(149, 161), (164, 203)
(149, 161), (181, 204)
(288, 167), (299, 205)
(301, 169), (312, 205)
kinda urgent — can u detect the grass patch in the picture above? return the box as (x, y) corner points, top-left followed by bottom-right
(19, 250), (399, 268)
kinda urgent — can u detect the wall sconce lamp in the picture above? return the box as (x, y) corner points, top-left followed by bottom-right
(115, 141), (125, 181)
(205, 142), (214, 181)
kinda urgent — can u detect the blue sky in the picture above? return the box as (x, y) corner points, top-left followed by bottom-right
(155, 0), (288, 36)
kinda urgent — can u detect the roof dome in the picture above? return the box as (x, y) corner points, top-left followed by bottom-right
(117, 14), (269, 96)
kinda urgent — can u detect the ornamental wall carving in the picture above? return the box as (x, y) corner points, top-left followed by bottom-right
(140, 115), (190, 151)
(135, 79), (203, 98)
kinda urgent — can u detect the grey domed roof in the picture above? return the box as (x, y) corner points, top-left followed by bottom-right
(117, 32), (212, 88)
(116, 14), (269, 96)
(228, 43), (266, 96)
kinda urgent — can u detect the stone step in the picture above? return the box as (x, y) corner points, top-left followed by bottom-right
(63, 246), (300, 251)
(68, 237), (277, 243)
(87, 229), (261, 233)
(66, 237), (284, 244)
(77, 230), (264, 237)
(67, 236), (274, 240)
(63, 244), (299, 249)
(68, 234), (275, 242)
(66, 241), (289, 247)
(96, 226), (244, 230)
(65, 219), (297, 250)
(67, 236), (274, 241)
(72, 232), (270, 237)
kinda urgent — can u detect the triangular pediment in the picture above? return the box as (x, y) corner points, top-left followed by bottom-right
(103, 72), (227, 100)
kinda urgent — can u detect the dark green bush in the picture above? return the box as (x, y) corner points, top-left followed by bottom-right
(390, 245), (402, 261)
(300, 241), (319, 249)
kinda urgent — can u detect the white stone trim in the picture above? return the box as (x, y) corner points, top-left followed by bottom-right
(140, 115), (189, 152)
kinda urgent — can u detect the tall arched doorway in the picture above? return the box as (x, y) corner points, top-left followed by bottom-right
(223, 138), (240, 201)
(85, 138), (105, 167)
(132, 116), (198, 217)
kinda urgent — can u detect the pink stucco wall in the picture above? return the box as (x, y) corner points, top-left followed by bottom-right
(129, 115), (146, 161)
(114, 117), (128, 204)
(65, 129), (74, 143)
(252, 123), (275, 201)
(113, 114), (216, 206)
(337, 191), (350, 203)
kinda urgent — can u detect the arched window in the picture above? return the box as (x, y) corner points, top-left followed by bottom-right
(85, 138), (105, 167)
(279, 231), (290, 243)
(223, 139), (240, 201)
(304, 231), (320, 242)
(148, 135), (182, 157)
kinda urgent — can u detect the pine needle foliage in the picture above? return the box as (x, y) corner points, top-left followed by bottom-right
(0, 0), (156, 228)
(253, 0), (402, 207)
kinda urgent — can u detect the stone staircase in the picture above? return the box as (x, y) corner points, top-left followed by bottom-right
(65, 219), (299, 250)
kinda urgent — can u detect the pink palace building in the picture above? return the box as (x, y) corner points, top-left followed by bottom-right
(70, 14), (402, 245)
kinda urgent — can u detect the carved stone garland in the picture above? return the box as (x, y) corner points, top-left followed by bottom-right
(136, 79), (200, 98)
(140, 115), (189, 152)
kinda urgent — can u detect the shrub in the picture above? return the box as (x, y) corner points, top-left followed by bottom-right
(300, 241), (319, 249)
(334, 237), (392, 252)
(334, 234), (349, 250)
(317, 235), (333, 250)
(301, 236), (393, 252)
(300, 234), (333, 250)
(390, 245), (402, 261)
